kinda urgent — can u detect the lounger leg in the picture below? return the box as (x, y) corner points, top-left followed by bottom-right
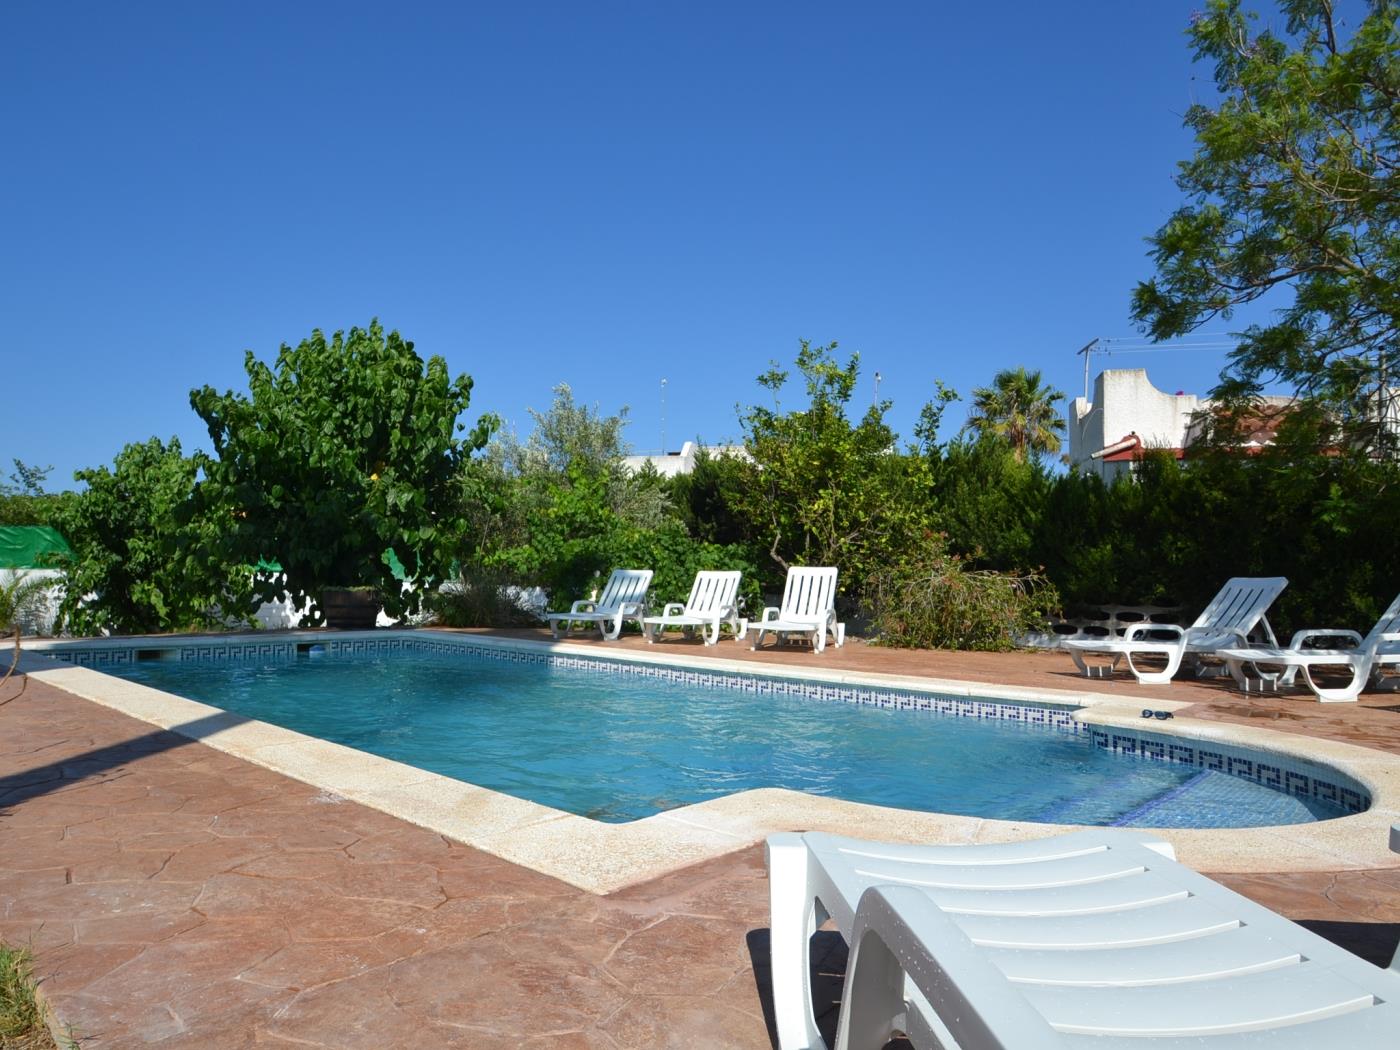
(1225, 657), (1251, 690)
(832, 929), (905, 1050)
(1124, 646), (1182, 686)
(602, 613), (623, 641)
(767, 835), (828, 1050)
(812, 627), (825, 654)
(703, 619), (720, 646)
(1298, 664), (1366, 703)
(751, 627), (768, 651)
(1069, 648), (1121, 679)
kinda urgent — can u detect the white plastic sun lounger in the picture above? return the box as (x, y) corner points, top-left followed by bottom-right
(767, 829), (1400, 1049)
(1218, 591), (1400, 702)
(545, 568), (652, 641)
(1062, 576), (1287, 685)
(742, 566), (844, 654)
(641, 570), (743, 646)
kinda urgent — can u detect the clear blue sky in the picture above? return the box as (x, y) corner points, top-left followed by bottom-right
(5, 1), (1271, 487)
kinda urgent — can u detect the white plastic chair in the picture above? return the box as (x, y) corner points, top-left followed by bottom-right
(1218, 591), (1400, 702)
(1062, 576), (1287, 684)
(742, 567), (845, 654)
(641, 570), (743, 646)
(767, 829), (1400, 1049)
(544, 569), (651, 641)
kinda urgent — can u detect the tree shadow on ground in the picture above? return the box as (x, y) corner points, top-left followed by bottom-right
(0, 711), (256, 811)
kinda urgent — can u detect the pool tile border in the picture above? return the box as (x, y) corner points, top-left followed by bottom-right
(43, 631), (1371, 815)
(21, 629), (1400, 891)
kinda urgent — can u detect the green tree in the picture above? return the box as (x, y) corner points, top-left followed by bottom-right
(191, 321), (495, 621)
(1133, 0), (1400, 452)
(734, 341), (932, 601)
(933, 436), (1052, 571)
(55, 438), (249, 635)
(0, 460), (69, 527)
(963, 367), (1067, 461)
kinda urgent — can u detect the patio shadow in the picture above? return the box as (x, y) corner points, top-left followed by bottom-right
(0, 712), (255, 810)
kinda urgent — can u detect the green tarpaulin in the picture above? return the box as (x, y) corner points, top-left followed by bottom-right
(0, 525), (72, 569)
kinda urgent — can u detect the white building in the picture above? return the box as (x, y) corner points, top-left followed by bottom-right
(621, 440), (749, 477)
(1069, 369), (1293, 480)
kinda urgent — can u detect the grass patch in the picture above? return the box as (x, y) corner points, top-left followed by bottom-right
(0, 943), (67, 1050)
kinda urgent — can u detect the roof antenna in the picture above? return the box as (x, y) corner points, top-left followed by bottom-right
(873, 371), (883, 408)
(1076, 338), (1100, 400)
(660, 377), (668, 454)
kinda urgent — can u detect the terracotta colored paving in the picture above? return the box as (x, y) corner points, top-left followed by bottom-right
(2, 637), (1399, 1047)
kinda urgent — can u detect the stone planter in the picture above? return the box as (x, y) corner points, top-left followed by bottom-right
(320, 587), (381, 629)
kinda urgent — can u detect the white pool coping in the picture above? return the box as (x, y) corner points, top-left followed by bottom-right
(19, 629), (1400, 894)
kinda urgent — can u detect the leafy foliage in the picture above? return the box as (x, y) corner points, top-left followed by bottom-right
(0, 572), (51, 635)
(1133, 0), (1400, 452)
(865, 540), (1060, 651)
(426, 564), (539, 629)
(731, 341), (935, 606)
(190, 321), (495, 622)
(55, 438), (250, 635)
(0, 460), (70, 527)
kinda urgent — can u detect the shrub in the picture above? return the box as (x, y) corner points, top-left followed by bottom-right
(865, 542), (1060, 651)
(426, 565), (540, 628)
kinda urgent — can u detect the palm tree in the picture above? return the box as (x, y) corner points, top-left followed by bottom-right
(965, 367), (1067, 461)
(0, 571), (50, 636)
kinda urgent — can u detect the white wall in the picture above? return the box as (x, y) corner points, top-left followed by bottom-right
(1070, 369), (1203, 479)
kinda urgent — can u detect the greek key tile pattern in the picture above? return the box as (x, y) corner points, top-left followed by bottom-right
(1089, 727), (1369, 815)
(48, 634), (1372, 814)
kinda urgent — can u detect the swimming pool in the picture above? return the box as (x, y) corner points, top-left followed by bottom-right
(90, 639), (1358, 828)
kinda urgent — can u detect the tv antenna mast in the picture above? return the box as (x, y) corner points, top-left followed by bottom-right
(660, 377), (668, 454)
(1076, 338), (1101, 400)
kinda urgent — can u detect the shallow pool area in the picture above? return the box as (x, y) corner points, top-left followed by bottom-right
(102, 644), (1350, 827)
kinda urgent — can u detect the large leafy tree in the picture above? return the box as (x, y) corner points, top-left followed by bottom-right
(734, 341), (932, 598)
(55, 438), (249, 635)
(963, 367), (1067, 461)
(191, 321), (495, 621)
(1133, 0), (1400, 451)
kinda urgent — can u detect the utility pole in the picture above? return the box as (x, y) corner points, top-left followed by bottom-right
(1076, 338), (1100, 401)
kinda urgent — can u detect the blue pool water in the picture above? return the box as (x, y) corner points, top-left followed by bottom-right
(109, 650), (1348, 826)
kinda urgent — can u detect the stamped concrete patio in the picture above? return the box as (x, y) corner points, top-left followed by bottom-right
(3, 633), (1399, 1047)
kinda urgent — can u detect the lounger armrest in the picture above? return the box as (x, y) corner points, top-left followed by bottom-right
(760, 606), (780, 623)
(662, 603), (685, 617)
(1288, 628), (1364, 650)
(569, 600), (598, 614)
(1124, 622), (1183, 642)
